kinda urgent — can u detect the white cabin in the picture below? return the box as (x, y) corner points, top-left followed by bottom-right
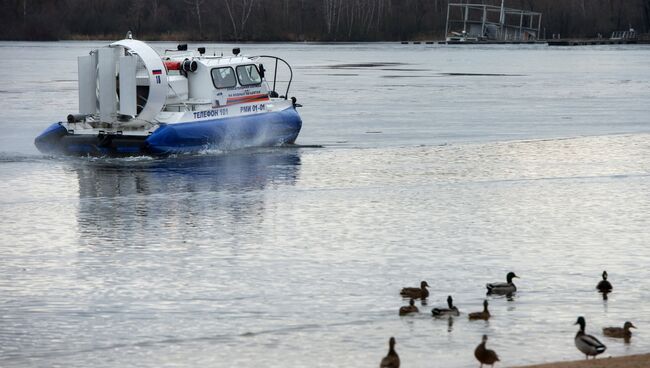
(74, 37), (290, 131)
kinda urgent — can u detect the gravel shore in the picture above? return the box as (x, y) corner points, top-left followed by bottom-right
(512, 354), (650, 368)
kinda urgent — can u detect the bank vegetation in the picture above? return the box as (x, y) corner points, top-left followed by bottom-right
(2, 0), (649, 41)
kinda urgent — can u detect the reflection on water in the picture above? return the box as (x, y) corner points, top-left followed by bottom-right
(75, 149), (302, 198)
(2, 135), (650, 368)
(72, 149), (302, 241)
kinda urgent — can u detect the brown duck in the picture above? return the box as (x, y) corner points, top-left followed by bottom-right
(399, 299), (419, 316)
(469, 300), (491, 320)
(400, 281), (429, 299)
(380, 337), (400, 368)
(603, 321), (636, 339)
(475, 334), (500, 367)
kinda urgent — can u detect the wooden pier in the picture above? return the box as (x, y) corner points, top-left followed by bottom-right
(442, 40), (545, 45)
(400, 40), (546, 45)
(547, 38), (639, 46)
(399, 39), (649, 46)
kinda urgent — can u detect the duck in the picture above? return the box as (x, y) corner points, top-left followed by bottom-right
(474, 334), (500, 367)
(432, 295), (460, 317)
(603, 321), (636, 339)
(596, 271), (613, 293)
(469, 300), (491, 320)
(400, 281), (429, 299)
(574, 316), (606, 359)
(486, 272), (519, 295)
(399, 299), (419, 316)
(379, 337), (400, 368)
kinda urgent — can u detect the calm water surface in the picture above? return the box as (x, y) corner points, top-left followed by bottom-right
(1, 42), (650, 367)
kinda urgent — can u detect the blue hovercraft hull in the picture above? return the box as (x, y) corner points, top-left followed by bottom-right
(34, 108), (302, 157)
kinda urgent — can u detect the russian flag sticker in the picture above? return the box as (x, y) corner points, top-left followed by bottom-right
(152, 69), (162, 75)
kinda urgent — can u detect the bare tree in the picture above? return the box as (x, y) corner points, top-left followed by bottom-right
(184, 0), (205, 37)
(2, 0), (649, 41)
(128, 0), (146, 36)
(323, 0), (343, 35)
(224, 0), (257, 40)
(150, 0), (159, 23)
(645, 0), (650, 31)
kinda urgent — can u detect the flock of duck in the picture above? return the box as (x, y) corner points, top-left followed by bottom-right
(380, 271), (637, 368)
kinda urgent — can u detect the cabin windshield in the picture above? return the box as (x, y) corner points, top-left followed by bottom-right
(236, 65), (262, 86)
(211, 67), (237, 89)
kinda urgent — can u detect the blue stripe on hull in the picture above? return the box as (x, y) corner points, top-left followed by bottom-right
(145, 108), (302, 155)
(34, 123), (69, 154)
(33, 108), (302, 157)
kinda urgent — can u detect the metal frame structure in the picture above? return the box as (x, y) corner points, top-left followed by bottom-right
(445, 1), (542, 41)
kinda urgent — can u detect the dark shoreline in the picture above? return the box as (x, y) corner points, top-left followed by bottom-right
(2, 36), (649, 45)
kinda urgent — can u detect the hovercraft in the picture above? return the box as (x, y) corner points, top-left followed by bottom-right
(35, 34), (302, 156)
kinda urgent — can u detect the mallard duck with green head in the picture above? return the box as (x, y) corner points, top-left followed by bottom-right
(432, 295), (460, 317)
(486, 272), (519, 295)
(574, 316), (606, 359)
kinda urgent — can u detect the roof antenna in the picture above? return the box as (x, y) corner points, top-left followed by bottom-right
(126, 30), (133, 39)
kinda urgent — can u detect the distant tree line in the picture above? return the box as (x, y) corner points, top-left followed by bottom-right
(1, 0), (649, 41)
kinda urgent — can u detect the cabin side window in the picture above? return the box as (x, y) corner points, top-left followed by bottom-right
(236, 65), (262, 86)
(211, 67), (237, 89)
